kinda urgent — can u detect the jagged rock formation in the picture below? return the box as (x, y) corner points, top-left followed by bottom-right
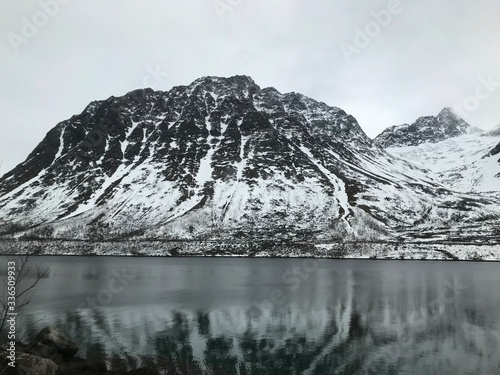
(0, 76), (499, 245)
(374, 108), (481, 148)
(485, 142), (500, 158)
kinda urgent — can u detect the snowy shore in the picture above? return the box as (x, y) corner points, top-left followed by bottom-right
(1, 240), (499, 261)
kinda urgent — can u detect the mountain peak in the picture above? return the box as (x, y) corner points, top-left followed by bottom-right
(0, 74), (396, 241)
(374, 108), (477, 148)
(189, 75), (259, 91)
(437, 107), (458, 120)
(436, 107), (475, 131)
(1, 76), (499, 246)
(192, 74), (254, 84)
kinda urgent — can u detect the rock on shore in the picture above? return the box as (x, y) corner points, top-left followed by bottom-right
(0, 327), (158, 375)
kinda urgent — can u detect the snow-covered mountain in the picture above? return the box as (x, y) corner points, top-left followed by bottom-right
(375, 109), (500, 193)
(0, 76), (499, 245)
(374, 108), (482, 148)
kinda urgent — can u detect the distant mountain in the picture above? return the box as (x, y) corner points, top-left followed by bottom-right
(376, 109), (500, 193)
(486, 124), (500, 137)
(0, 76), (499, 249)
(374, 108), (481, 148)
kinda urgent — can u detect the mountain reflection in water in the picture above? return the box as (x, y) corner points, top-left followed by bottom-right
(12, 257), (500, 375)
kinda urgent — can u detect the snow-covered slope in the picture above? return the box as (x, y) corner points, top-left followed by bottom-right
(486, 124), (500, 137)
(376, 109), (500, 193)
(0, 77), (499, 244)
(385, 134), (500, 193)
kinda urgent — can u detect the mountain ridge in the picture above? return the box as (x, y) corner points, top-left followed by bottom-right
(0, 76), (499, 248)
(374, 107), (482, 148)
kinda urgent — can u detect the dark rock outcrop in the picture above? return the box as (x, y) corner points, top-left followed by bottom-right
(34, 327), (78, 360)
(1, 327), (158, 375)
(485, 142), (500, 157)
(0, 352), (58, 375)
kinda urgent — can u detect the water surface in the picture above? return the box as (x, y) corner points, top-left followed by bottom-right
(3, 256), (500, 374)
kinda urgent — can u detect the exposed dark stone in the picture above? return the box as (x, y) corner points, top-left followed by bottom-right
(126, 368), (159, 375)
(0, 351), (58, 375)
(1, 328), (162, 375)
(486, 142), (500, 157)
(34, 327), (78, 360)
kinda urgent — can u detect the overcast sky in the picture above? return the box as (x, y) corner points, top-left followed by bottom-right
(1, 0), (499, 173)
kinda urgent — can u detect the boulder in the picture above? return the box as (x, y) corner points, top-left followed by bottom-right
(127, 368), (159, 375)
(55, 356), (93, 375)
(35, 342), (58, 358)
(0, 352), (57, 375)
(34, 327), (78, 359)
(87, 358), (107, 373)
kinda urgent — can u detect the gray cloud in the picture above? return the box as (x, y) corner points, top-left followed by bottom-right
(1, 0), (499, 173)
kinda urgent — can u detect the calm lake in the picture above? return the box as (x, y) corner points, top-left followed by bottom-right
(2, 256), (500, 374)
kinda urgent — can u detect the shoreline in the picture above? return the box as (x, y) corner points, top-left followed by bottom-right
(0, 239), (499, 261)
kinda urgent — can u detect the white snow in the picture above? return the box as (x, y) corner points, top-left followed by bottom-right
(386, 133), (500, 192)
(58, 164), (133, 220)
(195, 137), (216, 187)
(236, 136), (249, 181)
(120, 120), (141, 157)
(298, 145), (350, 221)
(52, 127), (66, 165)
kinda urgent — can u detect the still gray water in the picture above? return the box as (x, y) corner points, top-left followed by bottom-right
(3, 256), (500, 374)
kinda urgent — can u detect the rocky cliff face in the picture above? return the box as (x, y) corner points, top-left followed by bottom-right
(485, 142), (500, 158)
(0, 76), (498, 243)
